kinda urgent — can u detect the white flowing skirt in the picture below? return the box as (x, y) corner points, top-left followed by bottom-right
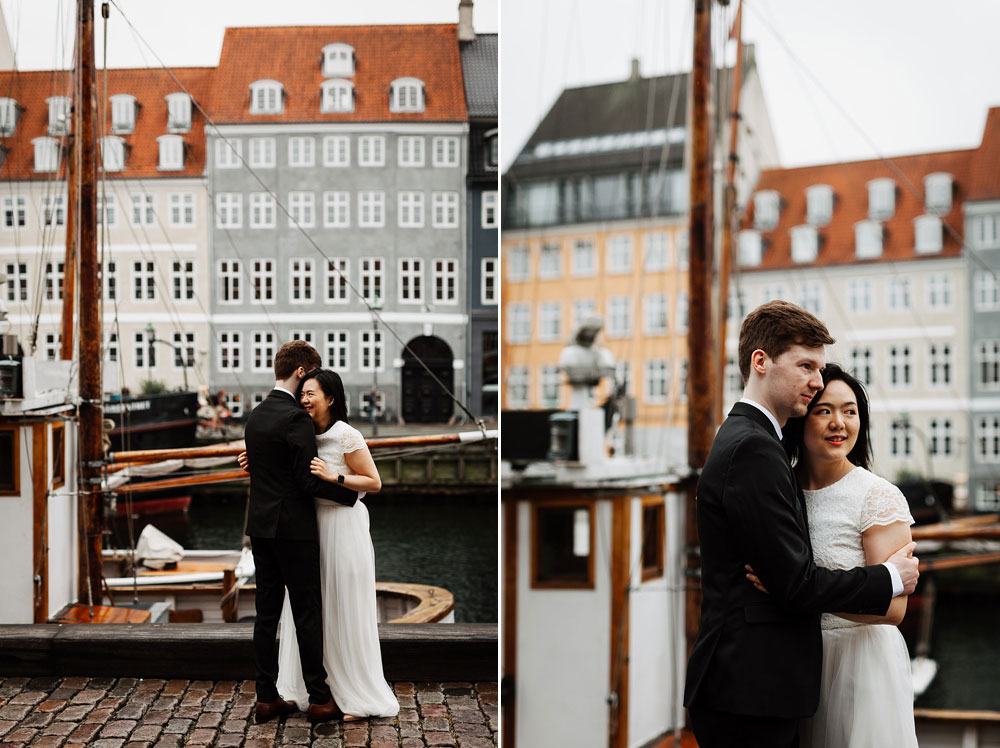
(276, 500), (399, 718)
(801, 624), (917, 748)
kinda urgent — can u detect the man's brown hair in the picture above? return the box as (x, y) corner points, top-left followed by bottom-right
(737, 300), (835, 382)
(273, 340), (322, 380)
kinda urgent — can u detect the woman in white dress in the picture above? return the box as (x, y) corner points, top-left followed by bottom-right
(243, 368), (399, 721)
(749, 363), (918, 747)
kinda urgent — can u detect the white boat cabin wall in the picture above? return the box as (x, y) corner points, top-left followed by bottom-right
(506, 488), (687, 748)
(0, 357), (80, 624)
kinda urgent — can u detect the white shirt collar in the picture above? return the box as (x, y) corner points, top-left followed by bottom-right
(273, 385), (296, 399)
(739, 397), (783, 440)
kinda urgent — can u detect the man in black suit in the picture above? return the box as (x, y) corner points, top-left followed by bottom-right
(244, 340), (359, 723)
(684, 301), (919, 747)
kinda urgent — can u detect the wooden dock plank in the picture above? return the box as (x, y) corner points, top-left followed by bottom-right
(0, 623), (497, 681)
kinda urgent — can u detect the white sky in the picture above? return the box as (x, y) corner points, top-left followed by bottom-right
(501, 0), (1000, 172)
(0, 0), (497, 70)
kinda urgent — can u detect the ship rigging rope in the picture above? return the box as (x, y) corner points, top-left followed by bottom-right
(106, 0), (483, 428)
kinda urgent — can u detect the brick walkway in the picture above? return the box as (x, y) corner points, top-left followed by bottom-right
(0, 677), (498, 748)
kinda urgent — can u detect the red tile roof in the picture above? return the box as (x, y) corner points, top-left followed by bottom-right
(968, 106), (1000, 201)
(209, 25), (467, 124)
(0, 67), (213, 180)
(742, 148), (973, 270)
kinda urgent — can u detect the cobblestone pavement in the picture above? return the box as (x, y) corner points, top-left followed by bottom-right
(0, 677), (498, 748)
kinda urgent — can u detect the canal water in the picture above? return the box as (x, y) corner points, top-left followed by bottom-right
(111, 489), (498, 623)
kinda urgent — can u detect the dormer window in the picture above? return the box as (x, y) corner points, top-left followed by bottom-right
(166, 92), (192, 132)
(157, 134), (184, 171)
(322, 43), (354, 78)
(753, 190), (780, 231)
(250, 80), (283, 114)
(867, 178), (895, 221)
(485, 128), (498, 170)
(390, 77), (425, 113)
(806, 184), (833, 226)
(790, 225), (818, 263)
(924, 172), (952, 214)
(0, 97), (20, 136)
(738, 230), (762, 267)
(855, 219), (882, 259)
(914, 214), (943, 254)
(100, 136), (126, 172)
(320, 79), (354, 113)
(32, 137), (61, 173)
(110, 94), (137, 134)
(47, 96), (71, 135)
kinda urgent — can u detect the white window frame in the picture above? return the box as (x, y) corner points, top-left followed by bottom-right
(249, 80), (283, 115)
(44, 260), (64, 299)
(358, 191), (385, 228)
(432, 259), (458, 304)
(288, 136), (316, 168)
(432, 192), (459, 228)
(46, 96), (71, 135)
(538, 243), (561, 279)
(481, 258), (497, 305)
(98, 193), (117, 226)
(506, 303), (531, 344)
(359, 330), (385, 373)
(805, 184), (833, 226)
(432, 136), (459, 167)
(398, 136), (425, 167)
(110, 94), (137, 134)
(134, 332), (154, 370)
(171, 331), (196, 370)
(538, 302), (562, 342)
(850, 346), (873, 386)
(131, 260), (156, 301)
(100, 136), (126, 172)
(166, 92), (191, 133)
(970, 214), (1000, 250)
(606, 296), (632, 339)
(359, 257), (384, 304)
(3, 261), (28, 302)
(753, 190), (780, 231)
(249, 193), (275, 229)
(975, 271), (1000, 311)
(322, 43), (355, 78)
(389, 77), (425, 113)
(323, 191), (350, 228)
(289, 258), (315, 304)
(41, 194), (66, 227)
(790, 225), (818, 263)
(130, 194), (155, 227)
(215, 138), (242, 169)
(606, 235), (633, 274)
(325, 330), (349, 371)
(325, 258), (349, 303)
(507, 246), (531, 281)
(888, 344), (913, 389)
(927, 273), (953, 310)
(868, 178), (895, 221)
(358, 135), (385, 167)
(2, 196), (26, 229)
(398, 191), (425, 228)
(571, 240), (596, 277)
(975, 416), (1000, 464)
(643, 294), (669, 335)
(539, 366), (560, 408)
(482, 190), (497, 229)
(888, 276), (912, 311)
(644, 360), (669, 404)
(398, 258), (424, 303)
(157, 134), (184, 171)
(288, 191), (316, 228)
(924, 172), (952, 214)
(977, 340), (1000, 391)
(217, 260), (241, 304)
(854, 219), (882, 259)
(251, 331), (277, 373)
(215, 192), (243, 229)
(167, 192), (195, 227)
(323, 135), (350, 167)
(171, 260), (195, 301)
(738, 230), (762, 267)
(914, 214), (943, 254)
(848, 278), (872, 314)
(506, 366), (529, 408)
(251, 259), (276, 304)
(32, 137), (61, 173)
(249, 137), (276, 168)
(928, 342), (952, 388)
(798, 281), (822, 316)
(320, 79), (354, 113)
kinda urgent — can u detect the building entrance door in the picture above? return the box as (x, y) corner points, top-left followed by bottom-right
(401, 336), (454, 423)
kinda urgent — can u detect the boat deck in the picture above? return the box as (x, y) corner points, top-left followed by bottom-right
(0, 675), (498, 747)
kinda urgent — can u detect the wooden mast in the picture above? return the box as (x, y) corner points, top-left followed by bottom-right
(684, 0), (716, 659)
(715, 0), (744, 425)
(76, 0), (103, 605)
(61, 75), (77, 360)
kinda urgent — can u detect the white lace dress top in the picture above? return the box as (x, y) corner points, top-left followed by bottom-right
(313, 420), (367, 503)
(802, 466), (914, 630)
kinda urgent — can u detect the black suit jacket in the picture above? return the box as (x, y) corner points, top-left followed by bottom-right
(683, 402), (892, 719)
(244, 389), (358, 541)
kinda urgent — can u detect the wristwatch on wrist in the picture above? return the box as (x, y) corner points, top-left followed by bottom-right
(337, 473), (345, 485)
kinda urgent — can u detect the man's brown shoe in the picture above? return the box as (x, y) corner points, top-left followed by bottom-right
(254, 697), (296, 723)
(307, 697), (344, 723)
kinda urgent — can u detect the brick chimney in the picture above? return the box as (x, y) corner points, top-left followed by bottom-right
(458, 0), (475, 42)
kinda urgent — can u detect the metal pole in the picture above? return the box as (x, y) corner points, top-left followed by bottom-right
(371, 317), (379, 437)
(77, 0), (104, 605)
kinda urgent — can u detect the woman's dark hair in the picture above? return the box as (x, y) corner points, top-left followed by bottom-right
(784, 362), (871, 470)
(296, 368), (349, 425)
